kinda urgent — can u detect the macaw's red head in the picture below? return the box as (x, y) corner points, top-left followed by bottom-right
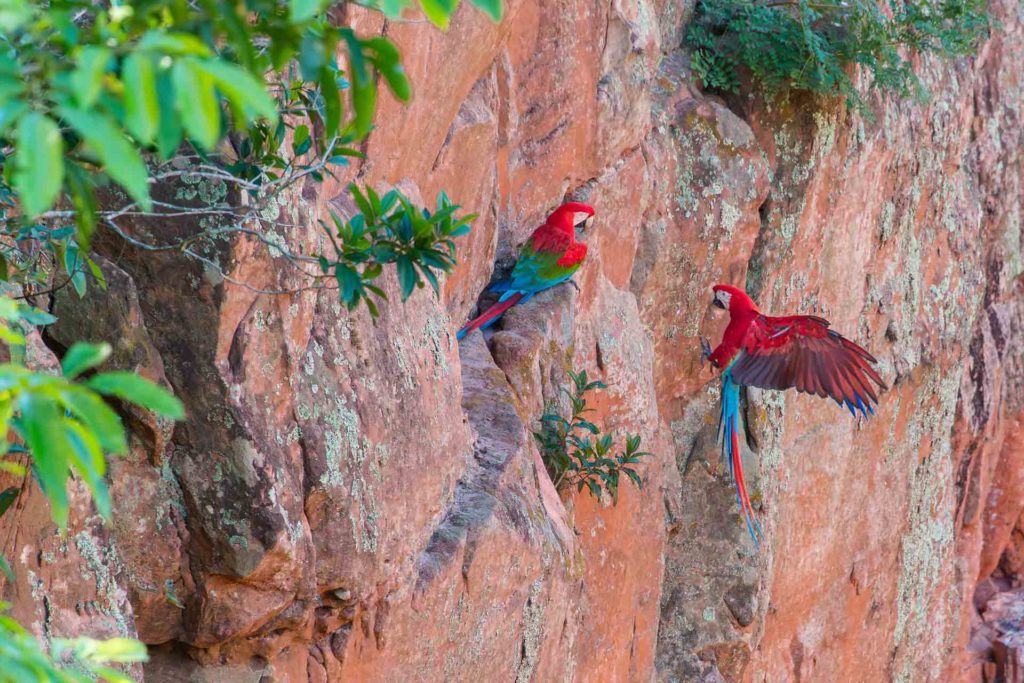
(712, 284), (758, 315)
(548, 202), (595, 234)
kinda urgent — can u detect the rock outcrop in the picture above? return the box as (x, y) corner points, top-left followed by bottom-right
(0, 0), (1022, 681)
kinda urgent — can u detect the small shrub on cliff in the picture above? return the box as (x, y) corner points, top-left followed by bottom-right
(687, 0), (991, 112)
(535, 369), (650, 502)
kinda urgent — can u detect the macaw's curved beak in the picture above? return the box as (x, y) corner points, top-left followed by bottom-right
(712, 297), (726, 309)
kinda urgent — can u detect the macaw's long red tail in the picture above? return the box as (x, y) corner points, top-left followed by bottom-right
(721, 373), (764, 547)
(456, 292), (527, 340)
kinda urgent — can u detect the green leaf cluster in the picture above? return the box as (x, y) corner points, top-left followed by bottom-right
(0, 299), (183, 533)
(0, 0), (494, 317)
(534, 369), (650, 502)
(0, 610), (147, 683)
(687, 0), (991, 113)
(0, 212), (106, 299)
(0, 295), (185, 679)
(319, 185), (474, 315)
(0, 0), (418, 241)
(360, 0), (503, 28)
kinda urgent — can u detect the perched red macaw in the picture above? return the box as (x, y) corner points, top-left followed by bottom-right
(701, 284), (886, 544)
(457, 202), (594, 340)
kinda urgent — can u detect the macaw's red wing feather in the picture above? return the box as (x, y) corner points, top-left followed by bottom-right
(731, 314), (886, 418)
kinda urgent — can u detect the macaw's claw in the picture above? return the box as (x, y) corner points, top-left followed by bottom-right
(700, 336), (713, 367)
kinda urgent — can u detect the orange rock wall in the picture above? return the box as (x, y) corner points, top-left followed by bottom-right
(1, 0), (1022, 681)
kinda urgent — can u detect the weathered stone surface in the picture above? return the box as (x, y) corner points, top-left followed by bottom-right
(0, 0), (1021, 680)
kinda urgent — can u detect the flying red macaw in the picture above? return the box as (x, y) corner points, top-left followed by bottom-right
(457, 202), (594, 340)
(701, 284), (886, 544)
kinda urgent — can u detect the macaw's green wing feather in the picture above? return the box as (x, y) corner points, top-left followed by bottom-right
(508, 237), (585, 292)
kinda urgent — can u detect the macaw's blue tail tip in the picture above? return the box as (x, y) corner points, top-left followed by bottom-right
(455, 328), (467, 341)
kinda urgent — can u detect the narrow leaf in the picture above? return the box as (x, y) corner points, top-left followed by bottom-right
(0, 487), (17, 517)
(172, 58), (221, 151)
(87, 637), (149, 663)
(419, 0), (458, 29)
(289, 0), (328, 22)
(73, 46), (111, 107)
(12, 113), (64, 217)
(122, 52), (160, 144)
(470, 0), (502, 21)
(17, 393), (70, 528)
(61, 342), (112, 379)
(155, 70), (183, 159)
(86, 372), (184, 420)
(58, 106), (152, 211)
(195, 59), (278, 124)
(64, 419), (110, 520)
(59, 386), (127, 455)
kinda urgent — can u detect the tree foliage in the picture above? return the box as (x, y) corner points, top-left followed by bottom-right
(687, 0), (991, 112)
(0, 620), (147, 683)
(535, 369), (650, 502)
(0, 0), (487, 309)
(321, 185), (474, 313)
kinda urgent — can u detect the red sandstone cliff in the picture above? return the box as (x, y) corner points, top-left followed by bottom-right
(0, 0), (1022, 681)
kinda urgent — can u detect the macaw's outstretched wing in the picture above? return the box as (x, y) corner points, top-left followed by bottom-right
(731, 314), (886, 418)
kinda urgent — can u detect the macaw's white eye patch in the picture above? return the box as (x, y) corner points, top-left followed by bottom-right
(714, 290), (731, 309)
(573, 212), (593, 229)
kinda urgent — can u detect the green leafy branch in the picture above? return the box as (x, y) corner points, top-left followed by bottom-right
(0, 295), (183, 543)
(358, 0), (503, 28)
(0, 294), (184, 680)
(0, 0), (487, 312)
(534, 369), (650, 502)
(687, 0), (991, 114)
(319, 185), (474, 314)
(0, 615), (147, 683)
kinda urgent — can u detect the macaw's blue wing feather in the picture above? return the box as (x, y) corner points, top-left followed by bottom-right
(721, 372), (764, 546)
(488, 279), (511, 293)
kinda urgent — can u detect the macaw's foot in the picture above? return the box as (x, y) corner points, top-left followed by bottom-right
(700, 336), (713, 367)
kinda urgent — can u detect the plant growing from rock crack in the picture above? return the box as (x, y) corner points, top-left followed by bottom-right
(687, 0), (991, 113)
(535, 369), (650, 502)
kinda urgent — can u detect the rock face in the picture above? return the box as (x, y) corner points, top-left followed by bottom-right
(0, 0), (1023, 681)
